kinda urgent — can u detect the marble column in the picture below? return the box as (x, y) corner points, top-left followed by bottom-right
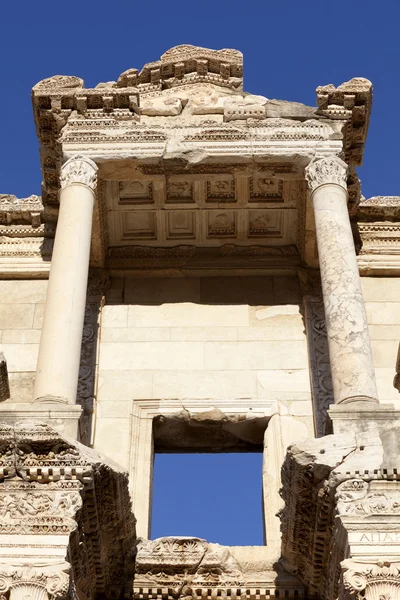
(34, 155), (98, 404)
(305, 156), (378, 405)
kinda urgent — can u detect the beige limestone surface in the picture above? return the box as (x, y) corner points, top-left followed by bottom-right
(361, 277), (400, 407)
(0, 280), (47, 402)
(94, 275), (311, 468)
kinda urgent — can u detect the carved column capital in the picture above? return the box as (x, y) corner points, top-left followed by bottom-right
(341, 559), (400, 600)
(60, 155), (98, 191)
(0, 564), (71, 600)
(305, 156), (348, 194)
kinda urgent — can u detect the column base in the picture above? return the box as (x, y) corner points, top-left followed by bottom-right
(33, 394), (70, 404)
(328, 401), (397, 436)
(337, 394), (379, 405)
(0, 403), (82, 439)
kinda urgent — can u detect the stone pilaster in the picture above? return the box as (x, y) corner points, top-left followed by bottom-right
(305, 156), (378, 405)
(34, 156), (98, 406)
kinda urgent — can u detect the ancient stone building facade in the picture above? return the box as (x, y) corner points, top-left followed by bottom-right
(0, 45), (399, 600)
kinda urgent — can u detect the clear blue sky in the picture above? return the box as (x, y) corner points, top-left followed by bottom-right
(2, 0), (399, 200)
(2, 1), (399, 545)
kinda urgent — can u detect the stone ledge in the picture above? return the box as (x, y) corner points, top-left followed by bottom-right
(0, 403), (82, 438)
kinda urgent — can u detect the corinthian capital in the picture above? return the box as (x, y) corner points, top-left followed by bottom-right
(60, 155), (98, 191)
(0, 563), (71, 600)
(305, 156), (348, 194)
(340, 559), (400, 600)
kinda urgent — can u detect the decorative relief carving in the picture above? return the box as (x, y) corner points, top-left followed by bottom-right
(166, 211), (196, 240)
(336, 480), (400, 516)
(394, 344), (400, 393)
(60, 156), (98, 191)
(207, 212), (236, 238)
(33, 75), (84, 91)
(316, 77), (372, 167)
(77, 270), (108, 445)
(119, 181), (153, 204)
(0, 238), (53, 259)
(305, 156), (348, 193)
(341, 560), (400, 600)
(0, 354), (10, 402)
(0, 564), (71, 600)
(248, 211), (282, 237)
(249, 177), (283, 201)
(0, 422), (135, 600)
(206, 179), (235, 202)
(303, 294), (334, 436)
(0, 195), (44, 226)
(166, 179), (194, 203)
(134, 537), (304, 600)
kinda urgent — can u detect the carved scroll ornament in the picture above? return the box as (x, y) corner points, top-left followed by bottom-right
(0, 564), (70, 600)
(341, 560), (400, 600)
(305, 156), (348, 193)
(59, 155), (98, 191)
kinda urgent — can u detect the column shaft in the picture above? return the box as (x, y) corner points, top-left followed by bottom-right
(34, 156), (97, 404)
(306, 157), (378, 405)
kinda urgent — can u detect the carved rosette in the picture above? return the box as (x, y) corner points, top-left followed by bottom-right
(305, 156), (348, 194)
(60, 155), (98, 192)
(341, 560), (400, 600)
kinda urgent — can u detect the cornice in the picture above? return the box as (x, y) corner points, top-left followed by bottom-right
(316, 77), (373, 167)
(0, 194), (44, 226)
(358, 196), (400, 221)
(31, 46), (370, 209)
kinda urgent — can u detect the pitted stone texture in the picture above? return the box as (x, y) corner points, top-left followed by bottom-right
(134, 537), (305, 600)
(307, 157), (378, 405)
(0, 421), (135, 600)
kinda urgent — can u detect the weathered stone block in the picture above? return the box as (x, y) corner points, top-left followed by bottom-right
(0, 304), (35, 329)
(101, 305), (128, 328)
(204, 341), (308, 370)
(127, 303), (249, 327)
(152, 369), (257, 399)
(1, 343), (39, 371)
(0, 280), (47, 304)
(99, 341), (205, 370)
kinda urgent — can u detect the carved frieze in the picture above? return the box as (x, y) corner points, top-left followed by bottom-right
(0, 422), (135, 600)
(134, 537), (305, 600)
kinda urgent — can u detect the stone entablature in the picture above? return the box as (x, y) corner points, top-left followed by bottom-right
(0, 421), (135, 600)
(0, 43), (399, 600)
(134, 537), (305, 600)
(31, 44), (367, 213)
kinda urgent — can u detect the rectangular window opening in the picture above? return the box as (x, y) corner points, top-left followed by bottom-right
(151, 452), (264, 546)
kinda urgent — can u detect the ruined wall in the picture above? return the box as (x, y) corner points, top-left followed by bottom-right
(0, 280), (47, 402)
(94, 275), (312, 469)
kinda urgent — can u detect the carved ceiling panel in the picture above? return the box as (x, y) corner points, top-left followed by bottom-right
(106, 176), (300, 247)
